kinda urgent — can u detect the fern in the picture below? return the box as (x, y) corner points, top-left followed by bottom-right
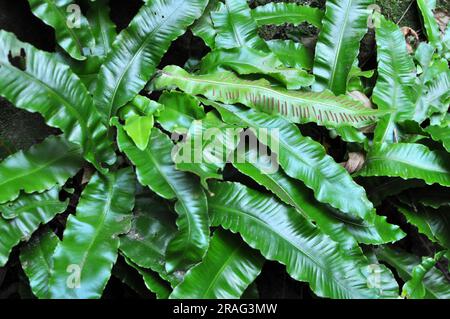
(0, 0), (449, 300)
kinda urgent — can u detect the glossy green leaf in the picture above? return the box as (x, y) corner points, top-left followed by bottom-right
(119, 190), (179, 286)
(123, 115), (154, 151)
(417, 0), (442, 50)
(94, 0), (209, 121)
(123, 256), (172, 299)
(191, 0), (221, 48)
(425, 125), (450, 153)
(27, 0), (95, 60)
(114, 123), (210, 274)
(312, 0), (374, 94)
(252, 2), (323, 28)
(415, 70), (450, 124)
(377, 246), (450, 299)
(199, 46), (314, 89)
(211, 0), (267, 50)
(358, 143), (450, 186)
(0, 188), (68, 267)
(372, 15), (417, 144)
(49, 168), (136, 299)
(86, 0), (116, 57)
(402, 252), (445, 299)
(233, 145), (405, 250)
(157, 91), (205, 134)
(174, 112), (241, 189)
(20, 228), (59, 299)
(265, 39), (313, 70)
(208, 181), (397, 299)
(398, 204), (450, 252)
(0, 135), (83, 204)
(154, 65), (383, 129)
(206, 101), (376, 221)
(171, 229), (263, 299)
(0, 31), (116, 169)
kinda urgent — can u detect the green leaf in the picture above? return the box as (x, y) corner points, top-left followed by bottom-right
(49, 168), (136, 299)
(417, 0), (442, 50)
(415, 70), (450, 124)
(191, 0), (221, 49)
(123, 256), (172, 299)
(233, 145), (405, 250)
(157, 91), (205, 134)
(208, 181), (396, 299)
(211, 0), (267, 50)
(252, 2), (323, 28)
(174, 112), (241, 189)
(372, 15), (417, 144)
(0, 31), (116, 169)
(425, 125), (450, 153)
(312, 0), (374, 94)
(265, 39), (313, 70)
(114, 122), (210, 274)
(358, 143), (450, 187)
(20, 228), (59, 299)
(170, 229), (263, 299)
(402, 252), (445, 299)
(377, 246), (450, 299)
(86, 0), (116, 57)
(119, 190), (179, 286)
(206, 101), (376, 221)
(154, 65), (383, 129)
(27, 0), (95, 60)
(199, 46), (315, 90)
(397, 204), (450, 252)
(94, 0), (209, 121)
(0, 135), (83, 204)
(123, 115), (154, 151)
(0, 187), (68, 267)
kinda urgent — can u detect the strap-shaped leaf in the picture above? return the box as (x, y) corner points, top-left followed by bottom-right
(211, 0), (267, 50)
(265, 39), (313, 70)
(114, 122), (210, 274)
(154, 65), (383, 129)
(415, 70), (450, 123)
(377, 246), (450, 299)
(119, 190), (179, 286)
(191, 0), (221, 49)
(233, 145), (405, 250)
(27, 0), (95, 60)
(170, 229), (263, 299)
(252, 2), (323, 28)
(49, 168), (136, 299)
(208, 181), (396, 299)
(426, 124), (450, 152)
(0, 188), (68, 267)
(123, 256), (172, 299)
(20, 228), (59, 299)
(86, 0), (116, 57)
(174, 112), (242, 188)
(205, 101), (375, 221)
(157, 91), (205, 134)
(402, 251), (445, 299)
(199, 47), (314, 90)
(0, 31), (116, 169)
(0, 135), (83, 204)
(94, 0), (209, 120)
(312, 0), (373, 94)
(398, 204), (450, 252)
(417, 0), (442, 49)
(372, 15), (417, 144)
(358, 143), (450, 186)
